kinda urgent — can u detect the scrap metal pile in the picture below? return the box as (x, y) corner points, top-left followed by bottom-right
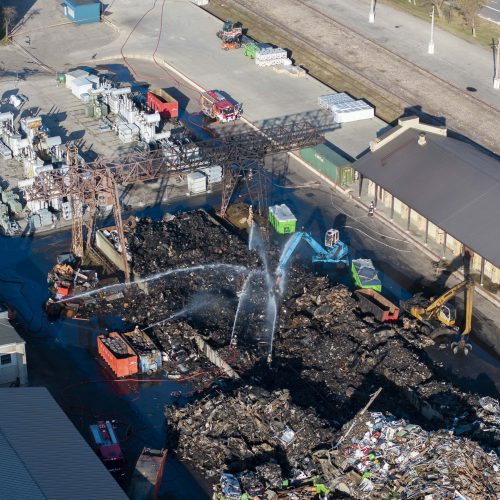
(316, 411), (500, 498)
(44, 211), (499, 497)
(128, 210), (260, 274)
(166, 385), (335, 480)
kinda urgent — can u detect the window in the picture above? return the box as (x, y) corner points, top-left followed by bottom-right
(1, 354), (12, 365)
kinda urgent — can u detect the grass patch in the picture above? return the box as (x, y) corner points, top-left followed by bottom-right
(204, 0), (403, 124)
(380, 0), (500, 49)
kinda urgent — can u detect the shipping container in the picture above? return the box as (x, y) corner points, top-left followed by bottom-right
(268, 204), (297, 234)
(128, 448), (167, 500)
(98, 332), (138, 377)
(300, 144), (354, 186)
(147, 89), (179, 119)
(120, 328), (162, 374)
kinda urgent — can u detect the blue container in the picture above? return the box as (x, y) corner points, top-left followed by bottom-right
(64, 0), (101, 25)
(120, 330), (163, 375)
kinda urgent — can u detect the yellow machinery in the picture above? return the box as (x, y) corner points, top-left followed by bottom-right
(402, 279), (474, 354)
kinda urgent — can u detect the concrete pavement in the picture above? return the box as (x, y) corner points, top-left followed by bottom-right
(10, 0), (387, 159)
(306, 0), (500, 110)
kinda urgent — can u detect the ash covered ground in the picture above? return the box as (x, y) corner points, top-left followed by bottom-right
(73, 209), (498, 498)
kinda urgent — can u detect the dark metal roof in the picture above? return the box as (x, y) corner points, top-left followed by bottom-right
(354, 129), (500, 268)
(0, 388), (127, 500)
(0, 320), (24, 346)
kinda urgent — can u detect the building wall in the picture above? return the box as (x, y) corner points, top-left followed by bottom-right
(0, 342), (28, 386)
(365, 179), (499, 286)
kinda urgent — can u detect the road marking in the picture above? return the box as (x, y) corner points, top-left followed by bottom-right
(479, 14), (500, 25)
(483, 5), (500, 13)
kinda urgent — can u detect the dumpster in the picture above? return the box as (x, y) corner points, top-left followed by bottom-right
(354, 289), (399, 322)
(98, 332), (138, 377)
(269, 204), (297, 234)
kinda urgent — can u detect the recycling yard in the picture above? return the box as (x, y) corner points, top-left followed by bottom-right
(0, 0), (499, 499)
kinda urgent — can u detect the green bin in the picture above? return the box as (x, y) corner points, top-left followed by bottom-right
(268, 204), (297, 234)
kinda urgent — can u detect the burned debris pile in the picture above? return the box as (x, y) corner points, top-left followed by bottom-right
(166, 385), (335, 480)
(128, 210), (260, 274)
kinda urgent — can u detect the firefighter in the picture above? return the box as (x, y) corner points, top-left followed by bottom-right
(368, 201), (375, 217)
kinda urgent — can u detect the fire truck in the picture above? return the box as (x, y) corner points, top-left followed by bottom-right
(200, 90), (242, 123)
(89, 421), (126, 476)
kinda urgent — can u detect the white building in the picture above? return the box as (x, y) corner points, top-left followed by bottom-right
(0, 312), (28, 387)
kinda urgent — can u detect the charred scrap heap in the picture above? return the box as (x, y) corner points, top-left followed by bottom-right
(46, 209), (499, 498)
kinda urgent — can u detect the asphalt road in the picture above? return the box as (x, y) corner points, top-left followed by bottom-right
(481, 0), (500, 25)
(305, 0), (500, 109)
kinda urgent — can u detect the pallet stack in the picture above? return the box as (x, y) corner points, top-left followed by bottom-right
(318, 92), (374, 123)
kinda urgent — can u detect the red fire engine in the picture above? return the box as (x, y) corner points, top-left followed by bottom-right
(200, 90), (242, 123)
(89, 420), (126, 475)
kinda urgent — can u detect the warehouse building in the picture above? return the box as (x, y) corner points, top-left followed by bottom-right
(63, 0), (101, 24)
(0, 316), (27, 387)
(0, 388), (127, 499)
(353, 116), (500, 292)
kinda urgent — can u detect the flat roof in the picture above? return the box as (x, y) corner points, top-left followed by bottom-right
(354, 129), (500, 268)
(0, 388), (127, 500)
(65, 0), (100, 6)
(0, 320), (23, 346)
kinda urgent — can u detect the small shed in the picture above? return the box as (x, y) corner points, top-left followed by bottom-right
(63, 0), (101, 24)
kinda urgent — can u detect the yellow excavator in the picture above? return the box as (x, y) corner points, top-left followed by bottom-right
(401, 278), (474, 355)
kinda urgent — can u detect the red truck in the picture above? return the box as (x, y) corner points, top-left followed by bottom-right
(200, 90), (242, 123)
(89, 421), (126, 475)
(147, 88), (178, 119)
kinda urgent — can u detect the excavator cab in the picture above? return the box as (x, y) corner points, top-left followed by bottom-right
(324, 229), (339, 248)
(436, 303), (456, 327)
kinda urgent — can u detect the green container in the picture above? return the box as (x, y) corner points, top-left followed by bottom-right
(100, 104), (109, 117)
(85, 105), (94, 118)
(56, 73), (66, 84)
(300, 144), (354, 185)
(269, 204), (297, 234)
(351, 259), (382, 292)
(244, 43), (259, 58)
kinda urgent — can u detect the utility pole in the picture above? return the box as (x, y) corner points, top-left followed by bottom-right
(369, 0), (375, 23)
(494, 38), (500, 90)
(428, 5), (435, 54)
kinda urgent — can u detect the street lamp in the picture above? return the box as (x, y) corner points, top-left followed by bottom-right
(369, 0), (375, 23)
(428, 5), (435, 54)
(494, 39), (500, 89)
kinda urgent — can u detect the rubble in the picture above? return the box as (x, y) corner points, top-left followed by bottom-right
(166, 385), (336, 480)
(128, 210), (260, 275)
(42, 212), (499, 498)
(321, 411), (500, 498)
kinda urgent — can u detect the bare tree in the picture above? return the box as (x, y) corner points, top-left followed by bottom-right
(432, 0), (447, 18)
(2, 6), (17, 42)
(457, 0), (488, 37)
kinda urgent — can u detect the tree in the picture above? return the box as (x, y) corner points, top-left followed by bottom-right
(457, 0), (489, 37)
(2, 6), (17, 42)
(432, 0), (447, 18)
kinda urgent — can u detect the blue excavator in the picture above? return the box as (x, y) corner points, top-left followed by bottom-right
(275, 229), (348, 290)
